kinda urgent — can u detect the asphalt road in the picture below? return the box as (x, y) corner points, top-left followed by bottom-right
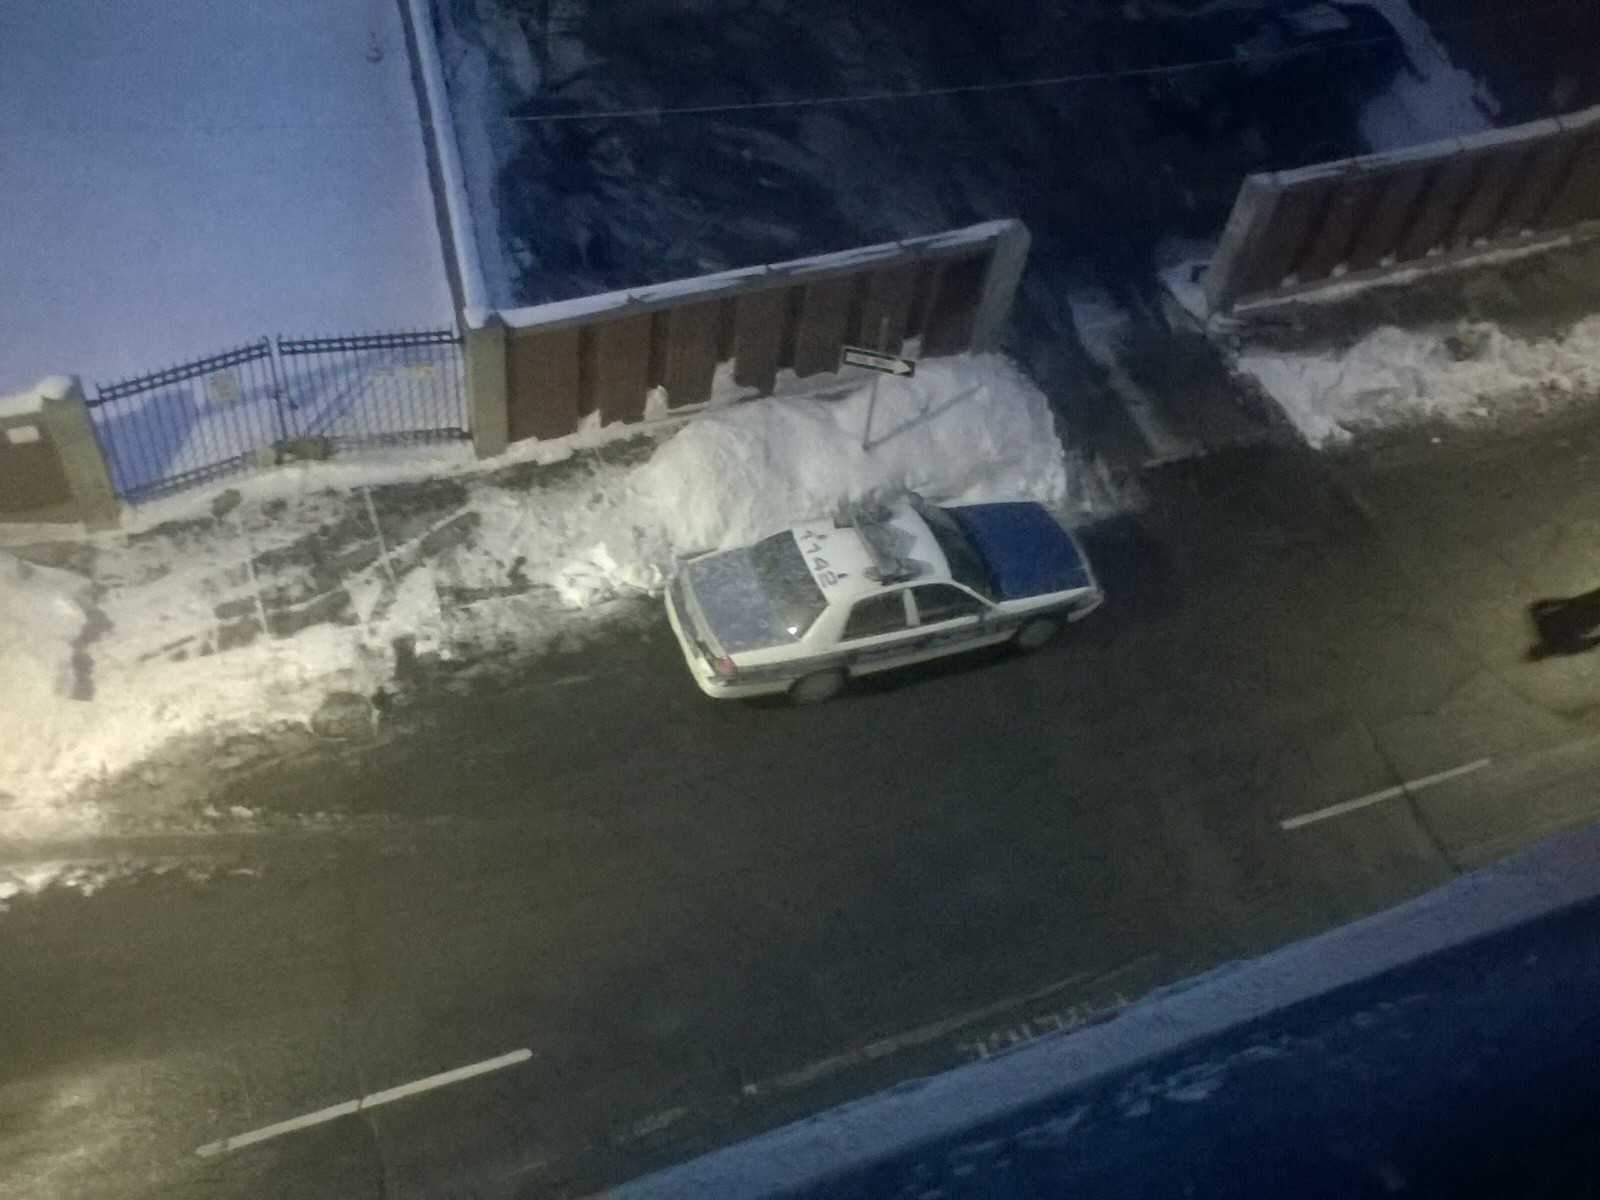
(9, 418), (1600, 1198)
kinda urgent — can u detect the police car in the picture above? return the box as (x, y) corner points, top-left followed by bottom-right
(664, 495), (1103, 703)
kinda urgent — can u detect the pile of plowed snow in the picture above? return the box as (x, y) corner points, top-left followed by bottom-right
(1237, 316), (1600, 447)
(542, 354), (1072, 604)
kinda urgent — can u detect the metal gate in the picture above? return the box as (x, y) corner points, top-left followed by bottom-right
(87, 339), (284, 501)
(88, 329), (467, 501)
(275, 330), (468, 451)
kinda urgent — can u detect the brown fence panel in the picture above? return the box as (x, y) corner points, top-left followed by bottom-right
(854, 263), (920, 352)
(1299, 175), (1379, 280)
(1205, 103), (1600, 309)
(586, 313), (653, 424)
(507, 326), (582, 441)
(660, 301), (722, 405)
(1345, 165), (1432, 270)
(1396, 155), (1486, 260)
(1242, 178), (1338, 294)
(481, 220), (1025, 448)
(1543, 131), (1600, 227)
(1449, 147), (1530, 246)
(732, 287), (790, 393)
(921, 253), (989, 356)
(905, 259), (941, 341)
(792, 276), (857, 378)
(1496, 130), (1586, 234)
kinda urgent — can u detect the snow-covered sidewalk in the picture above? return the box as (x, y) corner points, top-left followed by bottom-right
(0, 354), (1121, 842)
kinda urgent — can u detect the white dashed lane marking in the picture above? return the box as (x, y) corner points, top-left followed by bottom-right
(194, 1048), (532, 1158)
(1279, 759), (1492, 832)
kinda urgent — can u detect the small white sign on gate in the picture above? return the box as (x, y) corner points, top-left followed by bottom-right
(205, 369), (241, 405)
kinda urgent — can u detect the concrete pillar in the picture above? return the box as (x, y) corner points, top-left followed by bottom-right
(465, 313), (508, 459)
(968, 219), (1032, 352)
(39, 376), (119, 529)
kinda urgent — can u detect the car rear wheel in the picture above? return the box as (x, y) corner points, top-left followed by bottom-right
(789, 668), (845, 705)
(1013, 617), (1058, 652)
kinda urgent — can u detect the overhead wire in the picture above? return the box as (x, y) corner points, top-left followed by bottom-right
(506, 0), (1589, 125)
(0, 0), (1588, 135)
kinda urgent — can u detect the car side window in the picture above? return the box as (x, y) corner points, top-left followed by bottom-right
(913, 584), (985, 624)
(843, 591), (910, 640)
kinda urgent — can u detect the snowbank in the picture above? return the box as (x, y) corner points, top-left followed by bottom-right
(537, 354), (1069, 605)
(1236, 317), (1600, 447)
(0, 353), (1086, 835)
(0, 553), (100, 838)
(643, 355), (1066, 548)
(0, 551), (92, 736)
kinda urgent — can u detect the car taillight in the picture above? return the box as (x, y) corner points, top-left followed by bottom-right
(710, 655), (738, 681)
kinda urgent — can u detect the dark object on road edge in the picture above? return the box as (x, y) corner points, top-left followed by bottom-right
(1527, 589), (1600, 660)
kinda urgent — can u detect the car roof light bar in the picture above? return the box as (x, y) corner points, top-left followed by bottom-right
(837, 499), (918, 584)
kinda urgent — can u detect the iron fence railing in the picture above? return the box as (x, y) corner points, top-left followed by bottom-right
(276, 330), (468, 450)
(87, 339), (282, 501)
(87, 329), (467, 501)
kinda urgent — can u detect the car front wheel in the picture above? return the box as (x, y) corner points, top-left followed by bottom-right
(789, 668), (846, 705)
(1013, 617), (1058, 652)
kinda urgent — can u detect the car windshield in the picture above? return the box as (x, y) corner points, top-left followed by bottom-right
(749, 531), (828, 638)
(918, 503), (997, 601)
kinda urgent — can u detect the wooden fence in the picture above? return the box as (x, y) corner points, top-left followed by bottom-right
(464, 220), (1029, 453)
(1204, 104), (1600, 311)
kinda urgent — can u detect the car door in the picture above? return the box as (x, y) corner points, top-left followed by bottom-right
(838, 589), (922, 674)
(909, 583), (1005, 661)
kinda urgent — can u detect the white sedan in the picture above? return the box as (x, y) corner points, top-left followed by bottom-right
(664, 495), (1103, 703)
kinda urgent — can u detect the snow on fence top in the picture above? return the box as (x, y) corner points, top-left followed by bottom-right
(0, 375), (72, 420)
(491, 219), (1019, 333)
(404, 0), (492, 326)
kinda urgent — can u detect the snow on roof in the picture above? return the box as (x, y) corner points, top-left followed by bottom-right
(404, 0), (492, 323)
(0, 0), (453, 395)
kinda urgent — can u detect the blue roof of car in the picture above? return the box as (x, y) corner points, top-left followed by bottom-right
(946, 502), (1090, 601)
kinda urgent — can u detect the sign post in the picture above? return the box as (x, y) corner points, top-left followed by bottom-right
(841, 344), (916, 452)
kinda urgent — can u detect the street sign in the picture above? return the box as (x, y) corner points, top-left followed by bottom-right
(840, 346), (916, 377)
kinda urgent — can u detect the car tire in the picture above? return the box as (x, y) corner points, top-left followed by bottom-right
(1013, 617), (1058, 652)
(789, 668), (846, 705)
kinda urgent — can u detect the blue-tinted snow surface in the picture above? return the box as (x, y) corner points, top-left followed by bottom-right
(0, 0), (452, 395)
(770, 898), (1600, 1199)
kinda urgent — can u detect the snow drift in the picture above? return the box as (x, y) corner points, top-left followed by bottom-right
(0, 551), (94, 755)
(451, 354), (1074, 609)
(1237, 316), (1600, 447)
